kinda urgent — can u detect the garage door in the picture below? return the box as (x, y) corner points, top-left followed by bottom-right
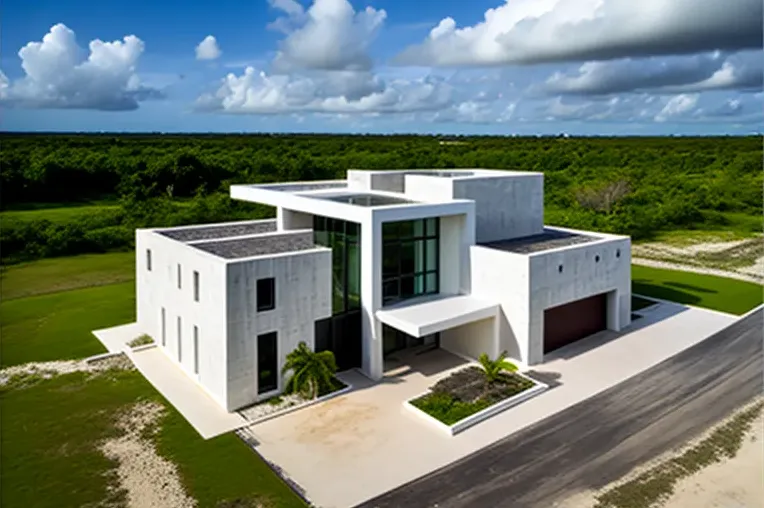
(544, 293), (607, 354)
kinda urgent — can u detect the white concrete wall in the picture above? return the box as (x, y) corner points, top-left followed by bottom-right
(360, 215), (383, 380)
(452, 175), (544, 243)
(225, 249), (332, 410)
(277, 208), (313, 230)
(440, 317), (497, 360)
(135, 230), (229, 408)
(347, 170), (407, 193)
(469, 245), (532, 364)
(526, 235), (632, 364)
(403, 174), (454, 202)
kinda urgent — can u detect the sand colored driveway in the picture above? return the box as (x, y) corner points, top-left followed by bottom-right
(245, 301), (737, 508)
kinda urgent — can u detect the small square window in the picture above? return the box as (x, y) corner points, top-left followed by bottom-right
(595, 255), (600, 263)
(193, 271), (200, 302)
(146, 249), (152, 271)
(257, 278), (275, 312)
(616, 249), (621, 258)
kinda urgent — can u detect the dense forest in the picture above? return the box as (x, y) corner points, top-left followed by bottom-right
(1, 133), (761, 263)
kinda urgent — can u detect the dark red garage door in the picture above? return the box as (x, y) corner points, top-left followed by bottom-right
(544, 293), (607, 354)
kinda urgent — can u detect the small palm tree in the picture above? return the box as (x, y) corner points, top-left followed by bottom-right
(477, 351), (518, 383)
(282, 342), (338, 399)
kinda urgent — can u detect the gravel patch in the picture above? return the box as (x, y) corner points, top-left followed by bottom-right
(100, 401), (196, 508)
(239, 393), (305, 422)
(0, 354), (134, 386)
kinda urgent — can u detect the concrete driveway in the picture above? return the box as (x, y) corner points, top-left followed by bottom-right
(244, 301), (737, 508)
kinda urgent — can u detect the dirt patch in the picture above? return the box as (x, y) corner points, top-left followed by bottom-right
(293, 396), (379, 449)
(558, 398), (764, 508)
(0, 353), (134, 386)
(633, 236), (764, 284)
(100, 401), (196, 508)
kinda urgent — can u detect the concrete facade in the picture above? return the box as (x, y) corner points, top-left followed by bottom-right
(137, 169), (632, 412)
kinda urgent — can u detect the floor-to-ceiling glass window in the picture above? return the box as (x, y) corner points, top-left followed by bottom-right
(313, 216), (362, 370)
(382, 218), (439, 306)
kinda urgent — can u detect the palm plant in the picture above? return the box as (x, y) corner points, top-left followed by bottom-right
(282, 341), (338, 399)
(477, 350), (518, 383)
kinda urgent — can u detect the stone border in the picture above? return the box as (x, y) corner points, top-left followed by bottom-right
(130, 343), (157, 353)
(403, 371), (549, 436)
(241, 381), (353, 427)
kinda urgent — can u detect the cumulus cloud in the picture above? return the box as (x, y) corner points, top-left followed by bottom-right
(395, 0), (763, 66)
(655, 93), (699, 122)
(196, 67), (452, 114)
(543, 51), (763, 95)
(0, 23), (160, 111)
(270, 0), (386, 71)
(196, 35), (222, 60)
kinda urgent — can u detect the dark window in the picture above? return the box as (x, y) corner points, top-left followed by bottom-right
(193, 271), (200, 302)
(595, 255), (600, 263)
(382, 218), (439, 305)
(616, 249), (621, 258)
(313, 216), (361, 316)
(193, 326), (199, 374)
(257, 278), (275, 312)
(177, 316), (182, 362)
(558, 265), (564, 273)
(161, 307), (166, 346)
(177, 264), (182, 289)
(257, 331), (278, 394)
(146, 249), (152, 271)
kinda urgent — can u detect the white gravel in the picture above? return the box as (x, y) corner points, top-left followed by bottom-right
(0, 354), (134, 386)
(239, 393), (305, 422)
(100, 401), (197, 508)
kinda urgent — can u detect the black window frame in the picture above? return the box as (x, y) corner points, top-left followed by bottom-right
(381, 218), (440, 305)
(257, 277), (276, 312)
(146, 249), (152, 271)
(257, 331), (278, 394)
(313, 216), (361, 316)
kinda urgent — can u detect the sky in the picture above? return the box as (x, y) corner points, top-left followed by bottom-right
(1, 0), (762, 135)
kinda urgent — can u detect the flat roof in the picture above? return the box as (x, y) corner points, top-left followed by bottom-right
(159, 220), (277, 242)
(480, 228), (599, 254)
(376, 294), (499, 337)
(317, 192), (417, 207)
(190, 231), (316, 259)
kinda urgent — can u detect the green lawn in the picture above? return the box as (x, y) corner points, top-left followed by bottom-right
(0, 281), (135, 367)
(1, 369), (305, 508)
(632, 265), (763, 315)
(0, 202), (120, 225)
(1, 251), (135, 300)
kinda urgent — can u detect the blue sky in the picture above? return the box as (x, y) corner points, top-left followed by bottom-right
(1, 0), (762, 135)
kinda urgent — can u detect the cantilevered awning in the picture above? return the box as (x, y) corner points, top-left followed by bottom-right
(376, 294), (499, 337)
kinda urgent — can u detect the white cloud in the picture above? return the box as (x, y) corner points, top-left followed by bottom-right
(543, 51), (763, 95)
(395, 0), (762, 66)
(655, 93), (699, 122)
(196, 67), (452, 114)
(195, 35), (222, 61)
(270, 0), (386, 71)
(0, 23), (160, 110)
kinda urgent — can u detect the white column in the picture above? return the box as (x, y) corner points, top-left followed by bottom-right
(360, 216), (383, 380)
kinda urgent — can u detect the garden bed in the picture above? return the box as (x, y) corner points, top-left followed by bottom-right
(239, 377), (350, 424)
(406, 366), (547, 435)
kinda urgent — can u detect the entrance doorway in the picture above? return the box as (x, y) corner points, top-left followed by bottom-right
(382, 324), (439, 357)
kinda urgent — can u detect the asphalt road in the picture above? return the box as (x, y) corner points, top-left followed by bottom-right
(358, 307), (763, 508)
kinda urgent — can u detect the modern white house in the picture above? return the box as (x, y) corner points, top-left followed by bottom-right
(135, 169), (631, 412)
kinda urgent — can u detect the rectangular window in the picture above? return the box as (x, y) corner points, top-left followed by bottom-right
(161, 307), (166, 346)
(257, 277), (275, 312)
(382, 218), (440, 305)
(193, 271), (200, 302)
(177, 316), (182, 362)
(193, 326), (199, 374)
(146, 249), (152, 271)
(257, 331), (278, 394)
(177, 264), (182, 289)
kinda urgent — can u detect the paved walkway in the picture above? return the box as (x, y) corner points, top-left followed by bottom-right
(247, 302), (737, 508)
(92, 322), (143, 353)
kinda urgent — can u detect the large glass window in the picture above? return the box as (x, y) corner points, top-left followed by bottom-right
(313, 216), (361, 315)
(382, 218), (439, 305)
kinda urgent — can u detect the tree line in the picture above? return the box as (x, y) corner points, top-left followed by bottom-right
(1, 133), (761, 263)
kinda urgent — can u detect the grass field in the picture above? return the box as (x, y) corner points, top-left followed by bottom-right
(632, 265), (763, 315)
(0, 252), (306, 507)
(0, 202), (120, 225)
(0, 251), (135, 300)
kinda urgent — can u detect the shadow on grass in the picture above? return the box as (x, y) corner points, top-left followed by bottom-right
(632, 280), (703, 307)
(664, 281), (718, 294)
